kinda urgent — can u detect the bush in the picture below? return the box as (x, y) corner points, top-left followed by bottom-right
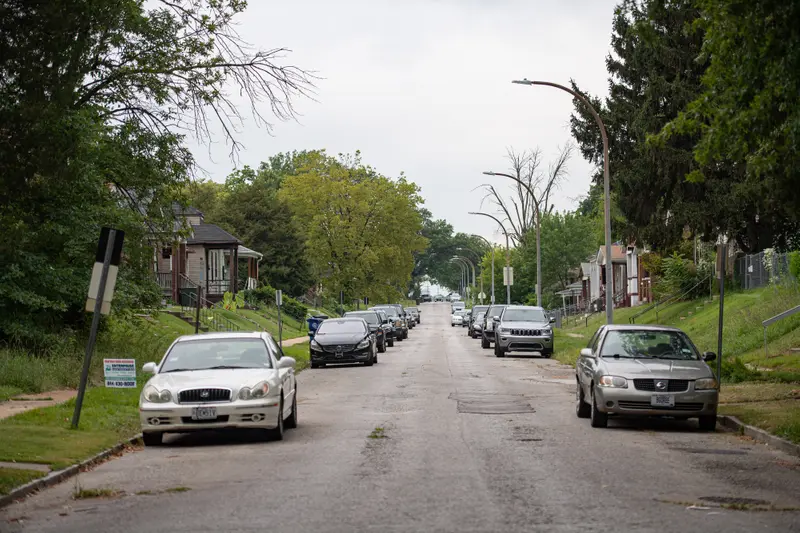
(653, 252), (711, 300)
(720, 357), (760, 383)
(243, 285), (308, 321)
(789, 251), (800, 280)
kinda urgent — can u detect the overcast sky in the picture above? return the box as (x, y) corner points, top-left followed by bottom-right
(190, 0), (617, 246)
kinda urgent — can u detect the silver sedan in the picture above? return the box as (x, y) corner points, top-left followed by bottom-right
(575, 325), (719, 430)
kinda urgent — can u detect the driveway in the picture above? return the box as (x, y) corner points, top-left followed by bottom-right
(3, 303), (800, 532)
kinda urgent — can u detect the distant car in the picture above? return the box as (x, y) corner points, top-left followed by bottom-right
(462, 309), (472, 328)
(406, 306), (421, 324)
(451, 301), (465, 314)
(310, 317), (378, 368)
(371, 308), (395, 347)
(343, 311), (388, 353)
(493, 305), (555, 358)
(451, 309), (465, 327)
(575, 325), (719, 431)
(433, 295), (445, 302)
(472, 312), (486, 338)
(371, 305), (407, 340)
(139, 332), (297, 446)
(468, 305), (489, 338)
(481, 304), (507, 349)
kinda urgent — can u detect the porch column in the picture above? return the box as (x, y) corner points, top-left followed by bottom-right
(171, 242), (180, 303)
(229, 246), (237, 294)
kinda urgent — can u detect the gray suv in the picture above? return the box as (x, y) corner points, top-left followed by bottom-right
(480, 304), (507, 349)
(493, 305), (555, 358)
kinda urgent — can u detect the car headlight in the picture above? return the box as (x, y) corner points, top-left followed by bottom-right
(500, 328), (510, 334)
(143, 385), (171, 403)
(598, 375), (628, 388)
(695, 378), (718, 390)
(357, 339), (370, 349)
(239, 381), (270, 400)
(310, 339), (322, 350)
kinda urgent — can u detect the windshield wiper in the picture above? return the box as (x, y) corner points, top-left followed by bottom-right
(204, 365), (253, 370)
(162, 368), (195, 373)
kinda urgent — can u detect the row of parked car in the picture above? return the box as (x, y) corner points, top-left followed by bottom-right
(307, 304), (422, 368)
(451, 302), (720, 432)
(452, 303), (555, 358)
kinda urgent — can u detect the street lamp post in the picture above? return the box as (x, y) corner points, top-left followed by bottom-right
(483, 171), (542, 307)
(457, 248), (484, 304)
(471, 234), (495, 305)
(512, 78), (614, 324)
(454, 255), (476, 305)
(450, 259), (466, 299)
(469, 212), (511, 304)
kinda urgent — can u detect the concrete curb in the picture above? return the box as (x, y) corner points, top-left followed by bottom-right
(718, 415), (800, 458)
(0, 434), (142, 509)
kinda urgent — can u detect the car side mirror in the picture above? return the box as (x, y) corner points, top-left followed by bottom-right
(278, 356), (296, 369)
(143, 362), (158, 374)
(702, 351), (716, 362)
(492, 316), (500, 322)
(580, 348), (594, 358)
(549, 317), (556, 324)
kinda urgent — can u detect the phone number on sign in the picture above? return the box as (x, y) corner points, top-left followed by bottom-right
(105, 380), (136, 388)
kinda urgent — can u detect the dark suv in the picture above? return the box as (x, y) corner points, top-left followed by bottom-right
(370, 306), (407, 341)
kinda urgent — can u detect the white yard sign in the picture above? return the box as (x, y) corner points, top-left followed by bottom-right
(104, 358), (137, 388)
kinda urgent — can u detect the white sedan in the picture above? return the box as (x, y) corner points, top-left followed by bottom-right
(139, 331), (297, 446)
(451, 311), (465, 327)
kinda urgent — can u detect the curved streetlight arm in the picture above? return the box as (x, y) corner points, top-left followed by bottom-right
(471, 234), (495, 305)
(449, 258), (467, 296)
(468, 211), (512, 305)
(513, 77), (613, 323)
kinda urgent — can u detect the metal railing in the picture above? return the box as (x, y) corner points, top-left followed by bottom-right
(761, 304), (800, 358)
(629, 275), (711, 324)
(181, 292), (240, 332)
(155, 272), (171, 290)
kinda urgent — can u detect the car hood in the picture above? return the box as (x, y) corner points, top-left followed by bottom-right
(599, 358), (713, 379)
(499, 320), (550, 329)
(147, 368), (278, 393)
(313, 332), (367, 345)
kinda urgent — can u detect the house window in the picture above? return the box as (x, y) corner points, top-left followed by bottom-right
(162, 247), (171, 259)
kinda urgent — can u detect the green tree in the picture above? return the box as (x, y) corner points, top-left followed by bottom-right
(0, 0), (313, 343)
(279, 151), (428, 303)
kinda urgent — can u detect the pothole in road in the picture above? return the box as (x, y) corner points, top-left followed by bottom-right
(699, 496), (770, 506)
(450, 392), (534, 414)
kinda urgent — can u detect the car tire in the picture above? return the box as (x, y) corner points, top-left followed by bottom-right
(388, 338), (394, 347)
(285, 391), (298, 429)
(142, 432), (163, 447)
(494, 343), (505, 358)
(576, 382), (590, 419)
(542, 350), (553, 359)
(698, 414), (717, 431)
(481, 335), (490, 349)
(378, 339), (386, 353)
(589, 388), (608, 428)
(268, 399), (284, 441)
(403, 330), (408, 340)
(311, 362), (319, 369)
(451, 324), (454, 327)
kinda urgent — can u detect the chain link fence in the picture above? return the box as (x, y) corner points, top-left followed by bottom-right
(734, 251), (794, 289)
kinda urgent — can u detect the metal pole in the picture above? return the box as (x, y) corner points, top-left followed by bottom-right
(512, 79), (613, 323)
(277, 301), (283, 350)
(717, 241), (726, 390)
(195, 287), (201, 334)
(536, 206), (541, 307)
(72, 229), (116, 429)
(491, 246), (495, 304)
(505, 232), (511, 304)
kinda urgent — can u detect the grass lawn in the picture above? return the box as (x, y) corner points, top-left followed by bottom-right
(0, 386), (23, 402)
(552, 329), (589, 367)
(282, 341), (310, 371)
(0, 468), (47, 495)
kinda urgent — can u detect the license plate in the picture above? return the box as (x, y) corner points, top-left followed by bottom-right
(651, 394), (675, 408)
(192, 406), (217, 420)
(335, 351), (343, 358)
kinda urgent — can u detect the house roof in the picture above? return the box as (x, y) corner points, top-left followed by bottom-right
(597, 244), (627, 264)
(238, 245), (263, 259)
(187, 224), (241, 245)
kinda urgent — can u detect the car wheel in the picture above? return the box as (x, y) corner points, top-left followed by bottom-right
(285, 391), (298, 429)
(698, 414), (717, 431)
(494, 343), (505, 358)
(481, 335), (490, 349)
(142, 431), (163, 447)
(388, 338), (394, 347)
(589, 388), (608, 428)
(403, 330), (408, 339)
(451, 324), (454, 327)
(378, 339), (386, 353)
(268, 399), (284, 441)
(576, 382), (590, 419)
(311, 362), (319, 369)
(542, 350), (553, 359)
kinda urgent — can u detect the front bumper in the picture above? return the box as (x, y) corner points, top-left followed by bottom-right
(140, 398), (281, 433)
(595, 387), (719, 417)
(496, 333), (553, 352)
(310, 347), (373, 364)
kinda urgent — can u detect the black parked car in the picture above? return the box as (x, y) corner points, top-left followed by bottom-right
(373, 305), (408, 340)
(310, 317), (378, 368)
(344, 310), (389, 352)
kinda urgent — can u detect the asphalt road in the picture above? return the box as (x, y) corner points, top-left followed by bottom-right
(3, 302), (800, 532)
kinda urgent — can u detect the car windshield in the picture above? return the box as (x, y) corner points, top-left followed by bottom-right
(406, 307), (418, 313)
(600, 330), (700, 360)
(502, 308), (547, 322)
(161, 338), (272, 372)
(316, 320), (367, 335)
(345, 312), (379, 325)
(472, 306), (489, 315)
(486, 305), (505, 317)
(453, 310), (465, 316)
(373, 307), (399, 319)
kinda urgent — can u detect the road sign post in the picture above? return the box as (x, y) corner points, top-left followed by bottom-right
(73, 227), (124, 428)
(276, 289), (283, 350)
(716, 239), (726, 391)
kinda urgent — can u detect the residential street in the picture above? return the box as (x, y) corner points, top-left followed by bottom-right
(3, 303), (800, 533)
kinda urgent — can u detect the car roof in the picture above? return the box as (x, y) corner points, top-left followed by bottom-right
(601, 324), (685, 333)
(325, 316), (366, 321)
(175, 331), (267, 343)
(502, 305), (545, 311)
(345, 310), (377, 314)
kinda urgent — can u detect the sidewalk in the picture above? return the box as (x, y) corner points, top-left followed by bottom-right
(0, 390), (77, 421)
